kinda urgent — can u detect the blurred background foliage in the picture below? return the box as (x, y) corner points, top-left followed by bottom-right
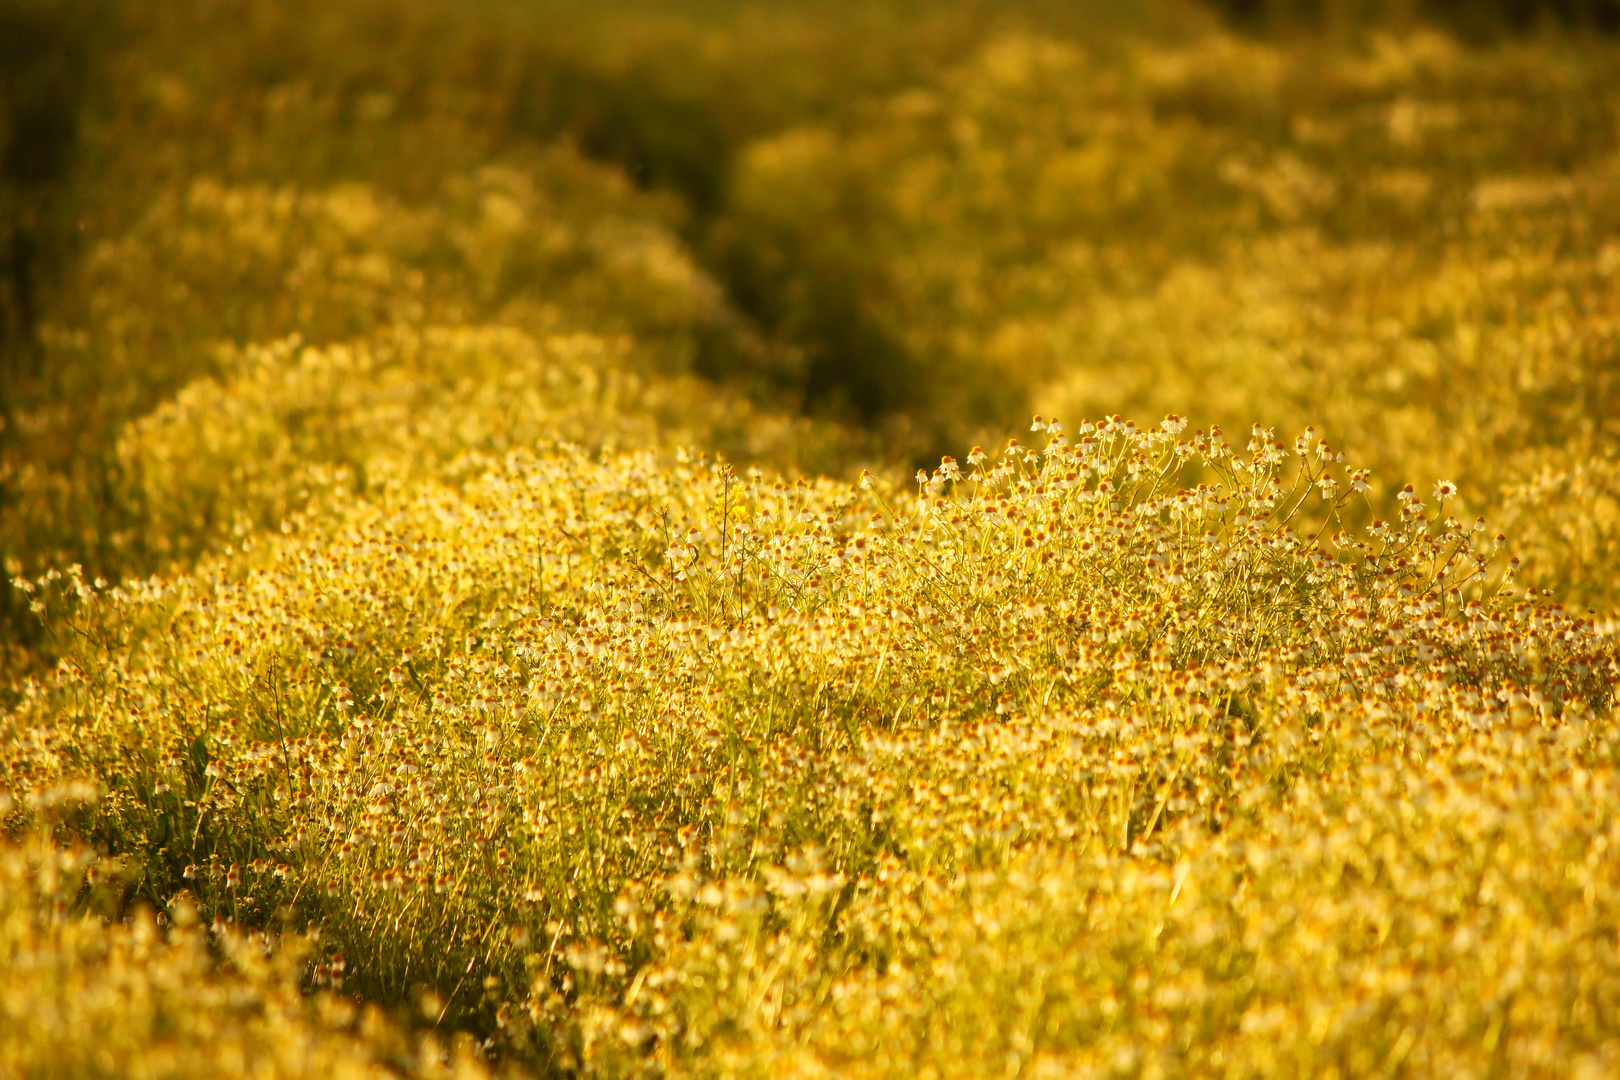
(3, 0), (1620, 661)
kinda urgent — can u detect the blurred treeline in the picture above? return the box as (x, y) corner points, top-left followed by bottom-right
(3, 0), (1620, 656)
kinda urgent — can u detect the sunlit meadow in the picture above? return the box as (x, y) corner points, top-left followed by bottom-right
(3, 1), (1620, 1077)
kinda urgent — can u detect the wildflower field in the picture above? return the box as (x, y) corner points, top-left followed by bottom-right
(4, 0), (1620, 1076)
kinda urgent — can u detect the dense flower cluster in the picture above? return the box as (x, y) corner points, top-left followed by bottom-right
(0, 150), (779, 655)
(109, 325), (842, 568)
(7, 391), (1619, 1074)
(725, 30), (1620, 605)
(4, 5), (1620, 1077)
(0, 830), (486, 1079)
